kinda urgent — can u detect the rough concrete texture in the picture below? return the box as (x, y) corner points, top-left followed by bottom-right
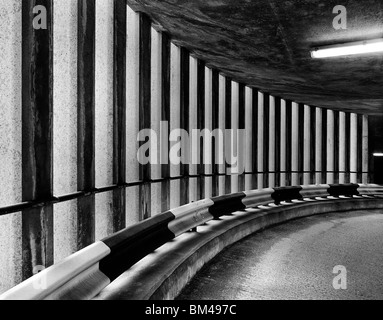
(151, 183), (163, 216)
(96, 193), (114, 241)
(178, 210), (383, 300)
(126, 186), (141, 227)
(0, 0), (22, 294)
(95, 0), (114, 188)
(127, 0), (383, 114)
(54, 201), (77, 263)
(95, 0), (114, 239)
(126, 6), (140, 183)
(53, 0), (78, 264)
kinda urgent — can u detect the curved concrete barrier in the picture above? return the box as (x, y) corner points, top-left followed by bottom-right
(1, 184), (382, 300)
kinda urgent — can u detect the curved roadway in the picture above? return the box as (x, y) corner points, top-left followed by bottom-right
(177, 210), (383, 300)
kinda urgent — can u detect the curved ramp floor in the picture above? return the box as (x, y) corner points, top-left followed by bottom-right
(177, 210), (383, 300)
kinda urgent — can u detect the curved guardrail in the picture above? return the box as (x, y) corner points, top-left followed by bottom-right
(1, 184), (382, 300)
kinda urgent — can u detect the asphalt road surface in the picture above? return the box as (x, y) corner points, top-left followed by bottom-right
(177, 210), (383, 300)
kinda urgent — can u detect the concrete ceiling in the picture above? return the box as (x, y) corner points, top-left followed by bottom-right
(127, 0), (383, 115)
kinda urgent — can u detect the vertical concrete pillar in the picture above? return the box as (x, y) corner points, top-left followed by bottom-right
(238, 84), (246, 192)
(95, 0), (114, 240)
(197, 60), (206, 199)
(180, 48), (190, 205)
(245, 87), (253, 191)
(189, 56), (198, 202)
(291, 103), (299, 186)
(280, 100), (287, 187)
(326, 110), (335, 184)
(350, 113), (358, 183)
(362, 115), (369, 184)
(315, 108), (323, 185)
(53, 0), (78, 263)
(204, 67), (213, 198)
(303, 105), (311, 186)
(257, 92), (264, 189)
(170, 43), (181, 208)
(125, 5), (140, 226)
(211, 70), (220, 197)
(218, 74), (226, 195)
(269, 96), (276, 187)
(338, 112), (346, 184)
(231, 81), (239, 193)
(0, 0), (22, 294)
(150, 27), (162, 216)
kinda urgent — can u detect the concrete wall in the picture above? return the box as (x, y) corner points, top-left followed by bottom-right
(95, 0), (114, 240)
(53, 0), (78, 264)
(0, 0), (22, 294)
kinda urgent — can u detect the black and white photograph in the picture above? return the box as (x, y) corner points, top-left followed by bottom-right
(1, 0), (383, 309)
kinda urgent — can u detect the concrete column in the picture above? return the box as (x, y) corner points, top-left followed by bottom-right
(269, 96), (276, 188)
(362, 115), (369, 184)
(280, 100), (287, 187)
(350, 113), (358, 183)
(0, 0), (22, 294)
(150, 27), (162, 216)
(204, 67), (213, 198)
(231, 81), (239, 193)
(95, 0), (114, 240)
(218, 74), (227, 195)
(53, 0), (78, 263)
(170, 43), (181, 208)
(257, 92), (264, 189)
(125, 6), (140, 226)
(245, 87), (253, 191)
(189, 56), (198, 202)
(303, 105), (311, 185)
(315, 108), (323, 185)
(339, 112), (346, 184)
(326, 110), (335, 184)
(291, 102), (299, 186)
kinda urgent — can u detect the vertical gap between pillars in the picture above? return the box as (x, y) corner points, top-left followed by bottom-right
(252, 90), (259, 189)
(321, 109), (327, 184)
(285, 101), (292, 186)
(22, 0), (54, 280)
(161, 33), (171, 212)
(263, 94), (270, 188)
(357, 114), (363, 183)
(298, 103), (305, 185)
(333, 111), (339, 184)
(225, 78), (232, 194)
(138, 13), (151, 219)
(112, 0), (126, 232)
(77, 0), (96, 251)
(274, 98), (281, 188)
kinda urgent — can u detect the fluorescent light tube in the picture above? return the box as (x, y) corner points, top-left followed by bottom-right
(311, 39), (383, 59)
(373, 153), (383, 157)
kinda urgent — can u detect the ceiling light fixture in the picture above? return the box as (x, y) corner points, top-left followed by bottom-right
(311, 39), (383, 59)
(373, 153), (383, 157)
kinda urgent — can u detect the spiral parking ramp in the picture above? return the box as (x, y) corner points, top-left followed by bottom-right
(1, 184), (382, 300)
